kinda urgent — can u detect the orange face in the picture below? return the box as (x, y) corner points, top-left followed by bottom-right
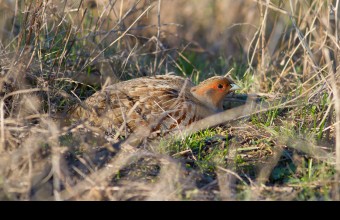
(191, 77), (240, 110)
(210, 78), (233, 93)
(193, 78), (234, 95)
(204, 79), (233, 106)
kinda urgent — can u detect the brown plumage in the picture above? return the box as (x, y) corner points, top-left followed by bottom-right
(70, 74), (239, 139)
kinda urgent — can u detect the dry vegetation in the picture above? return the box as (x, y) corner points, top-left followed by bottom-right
(0, 0), (339, 201)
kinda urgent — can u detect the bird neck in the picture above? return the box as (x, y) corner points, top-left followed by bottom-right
(190, 88), (223, 113)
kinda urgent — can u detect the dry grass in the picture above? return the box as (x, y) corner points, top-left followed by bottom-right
(0, 0), (339, 200)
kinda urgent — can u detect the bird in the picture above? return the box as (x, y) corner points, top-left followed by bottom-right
(69, 74), (240, 141)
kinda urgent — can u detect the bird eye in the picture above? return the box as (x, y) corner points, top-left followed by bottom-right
(217, 84), (224, 89)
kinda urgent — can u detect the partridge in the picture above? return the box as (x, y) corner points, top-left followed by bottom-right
(70, 74), (239, 139)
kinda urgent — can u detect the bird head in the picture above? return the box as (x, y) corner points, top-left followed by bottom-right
(190, 76), (240, 112)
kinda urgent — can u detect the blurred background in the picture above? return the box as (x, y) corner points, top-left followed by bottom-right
(0, 0), (337, 90)
(0, 0), (289, 87)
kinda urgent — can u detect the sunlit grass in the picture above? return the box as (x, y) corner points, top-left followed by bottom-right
(0, 0), (338, 200)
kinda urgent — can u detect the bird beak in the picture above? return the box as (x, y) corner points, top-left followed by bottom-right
(230, 83), (241, 91)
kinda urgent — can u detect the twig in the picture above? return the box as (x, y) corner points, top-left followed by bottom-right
(83, 4), (155, 70)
